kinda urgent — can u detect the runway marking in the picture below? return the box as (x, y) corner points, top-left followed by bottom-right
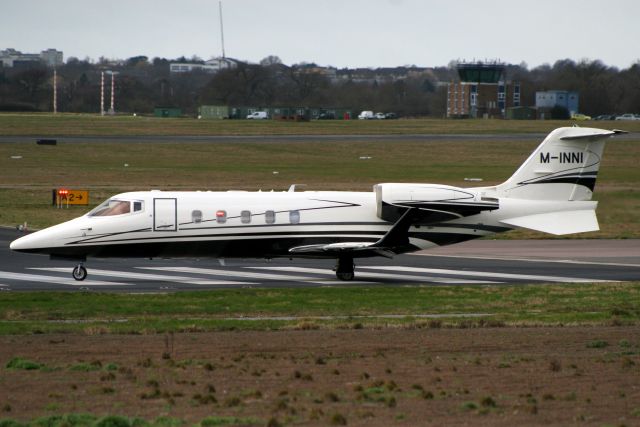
(30, 268), (255, 286)
(249, 266), (501, 284)
(138, 266), (321, 282)
(360, 266), (615, 283)
(0, 271), (130, 286)
(414, 253), (640, 268)
(307, 280), (377, 285)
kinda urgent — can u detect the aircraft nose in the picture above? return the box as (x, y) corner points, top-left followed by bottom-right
(10, 233), (34, 251)
(10, 231), (46, 253)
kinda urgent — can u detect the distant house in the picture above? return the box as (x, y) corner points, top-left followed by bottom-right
(535, 90), (579, 115)
(169, 57), (239, 74)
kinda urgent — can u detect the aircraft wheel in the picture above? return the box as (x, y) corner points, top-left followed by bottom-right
(336, 271), (354, 281)
(72, 265), (87, 281)
(335, 257), (355, 281)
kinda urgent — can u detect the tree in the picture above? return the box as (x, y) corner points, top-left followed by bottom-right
(260, 55), (282, 67)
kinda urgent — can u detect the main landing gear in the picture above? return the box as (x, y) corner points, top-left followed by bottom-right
(335, 257), (355, 281)
(72, 263), (87, 281)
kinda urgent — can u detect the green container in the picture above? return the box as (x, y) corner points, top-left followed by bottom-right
(506, 106), (536, 120)
(198, 105), (230, 119)
(154, 107), (182, 118)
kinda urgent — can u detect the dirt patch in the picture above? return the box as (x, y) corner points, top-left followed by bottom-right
(1, 326), (639, 426)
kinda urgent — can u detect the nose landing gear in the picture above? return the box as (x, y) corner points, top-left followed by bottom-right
(72, 264), (87, 281)
(335, 256), (355, 281)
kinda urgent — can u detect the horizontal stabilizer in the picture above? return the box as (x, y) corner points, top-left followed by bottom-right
(559, 129), (627, 140)
(500, 209), (599, 235)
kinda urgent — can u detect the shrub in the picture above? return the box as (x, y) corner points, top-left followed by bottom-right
(586, 340), (608, 349)
(5, 357), (42, 370)
(94, 415), (132, 427)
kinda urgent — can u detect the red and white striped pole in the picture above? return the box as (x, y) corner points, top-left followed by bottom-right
(110, 72), (115, 114)
(53, 68), (57, 114)
(100, 71), (105, 116)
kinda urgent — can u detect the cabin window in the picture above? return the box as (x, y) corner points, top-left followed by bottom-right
(265, 210), (276, 224)
(241, 210), (251, 224)
(89, 199), (130, 217)
(216, 210), (227, 224)
(289, 210), (300, 224)
(134, 201), (143, 212)
(192, 210), (202, 223)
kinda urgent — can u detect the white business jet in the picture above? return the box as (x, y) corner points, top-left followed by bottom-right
(10, 127), (624, 281)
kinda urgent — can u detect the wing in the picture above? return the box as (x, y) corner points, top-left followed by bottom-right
(288, 208), (418, 258)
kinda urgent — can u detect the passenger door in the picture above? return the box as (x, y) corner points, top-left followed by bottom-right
(154, 198), (177, 231)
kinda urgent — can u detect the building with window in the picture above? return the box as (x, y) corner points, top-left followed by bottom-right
(169, 57), (239, 74)
(447, 62), (520, 119)
(535, 90), (579, 115)
(0, 48), (63, 67)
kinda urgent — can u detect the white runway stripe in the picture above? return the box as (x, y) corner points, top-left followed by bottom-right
(138, 266), (319, 282)
(30, 268), (255, 286)
(0, 271), (130, 286)
(249, 266), (501, 284)
(414, 253), (640, 268)
(360, 266), (614, 283)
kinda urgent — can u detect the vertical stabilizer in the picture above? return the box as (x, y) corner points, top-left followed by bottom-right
(497, 127), (620, 201)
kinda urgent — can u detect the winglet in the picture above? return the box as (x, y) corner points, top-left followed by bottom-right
(371, 208), (416, 248)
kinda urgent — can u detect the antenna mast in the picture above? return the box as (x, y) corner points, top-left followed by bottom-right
(219, 0), (226, 59)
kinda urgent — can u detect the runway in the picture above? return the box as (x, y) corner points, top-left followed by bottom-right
(1, 228), (639, 292)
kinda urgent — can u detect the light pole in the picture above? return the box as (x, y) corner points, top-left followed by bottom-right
(106, 71), (119, 115)
(53, 68), (57, 114)
(100, 71), (105, 116)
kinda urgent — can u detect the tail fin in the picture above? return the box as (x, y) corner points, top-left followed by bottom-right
(497, 127), (623, 201)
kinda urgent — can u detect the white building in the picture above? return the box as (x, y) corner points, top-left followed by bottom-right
(170, 57), (239, 74)
(0, 48), (63, 67)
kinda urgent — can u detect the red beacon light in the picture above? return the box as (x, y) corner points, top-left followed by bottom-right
(215, 210), (227, 223)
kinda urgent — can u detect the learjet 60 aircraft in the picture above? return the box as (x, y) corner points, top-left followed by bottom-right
(10, 127), (624, 281)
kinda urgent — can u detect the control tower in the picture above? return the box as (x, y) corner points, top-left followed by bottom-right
(447, 61), (520, 118)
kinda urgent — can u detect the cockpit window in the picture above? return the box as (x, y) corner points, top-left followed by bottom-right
(89, 199), (131, 217)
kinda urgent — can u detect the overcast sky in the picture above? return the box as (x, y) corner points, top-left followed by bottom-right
(3, 0), (639, 69)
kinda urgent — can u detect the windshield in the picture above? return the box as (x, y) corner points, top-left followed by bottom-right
(88, 199), (131, 217)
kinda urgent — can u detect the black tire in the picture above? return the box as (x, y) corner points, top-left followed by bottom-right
(336, 271), (354, 281)
(72, 265), (87, 281)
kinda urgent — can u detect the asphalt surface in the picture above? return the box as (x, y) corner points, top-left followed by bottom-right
(1, 228), (638, 292)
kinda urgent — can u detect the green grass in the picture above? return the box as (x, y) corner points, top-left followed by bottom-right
(0, 283), (638, 334)
(1, 136), (639, 237)
(4, 113), (640, 136)
(5, 357), (44, 371)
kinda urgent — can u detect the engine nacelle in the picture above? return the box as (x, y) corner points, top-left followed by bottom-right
(374, 183), (481, 222)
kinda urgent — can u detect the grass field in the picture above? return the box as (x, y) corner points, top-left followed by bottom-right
(2, 113), (640, 136)
(1, 114), (639, 426)
(0, 283), (639, 334)
(1, 134), (638, 237)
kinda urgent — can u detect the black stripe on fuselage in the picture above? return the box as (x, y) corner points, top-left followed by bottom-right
(66, 221), (507, 246)
(22, 229), (495, 259)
